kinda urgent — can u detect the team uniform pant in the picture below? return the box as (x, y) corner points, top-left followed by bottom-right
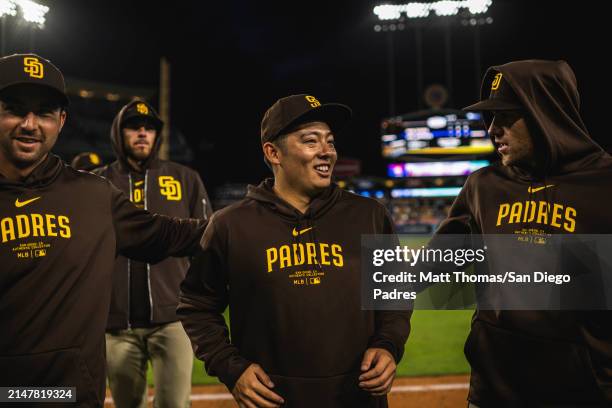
(105, 321), (193, 408)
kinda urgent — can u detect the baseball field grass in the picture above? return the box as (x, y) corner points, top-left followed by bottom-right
(166, 309), (473, 385)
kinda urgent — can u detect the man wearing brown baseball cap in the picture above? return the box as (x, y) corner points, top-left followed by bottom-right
(434, 60), (612, 407)
(179, 94), (411, 407)
(0, 53), (205, 406)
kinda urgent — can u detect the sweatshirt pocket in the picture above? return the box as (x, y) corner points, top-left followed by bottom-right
(0, 347), (99, 407)
(465, 319), (604, 404)
(268, 372), (387, 408)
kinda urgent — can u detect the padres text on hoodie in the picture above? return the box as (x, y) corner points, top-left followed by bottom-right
(178, 180), (412, 408)
(0, 154), (205, 407)
(439, 60), (612, 406)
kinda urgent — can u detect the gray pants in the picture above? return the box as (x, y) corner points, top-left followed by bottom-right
(106, 321), (193, 408)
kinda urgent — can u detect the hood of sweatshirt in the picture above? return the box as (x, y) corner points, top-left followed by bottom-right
(475, 60), (606, 180)
(246, 178), (341, 223)
(0, 153), (63, 191)
(110, 100), (163, 173)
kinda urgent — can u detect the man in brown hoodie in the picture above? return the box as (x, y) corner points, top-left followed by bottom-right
(178, 94), (412, 407)
(0, 54), (204, 407)
(438, 60), (612, 406)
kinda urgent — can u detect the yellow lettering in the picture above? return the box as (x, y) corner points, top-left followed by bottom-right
(564, 207), (576, 232)
(16, 215), (30, 239)
(293, 243), (305, 266)
(279, 245), (291, 269)
(45, 214), (58, 237)
(496, 204), (510, 226)
(320, 243), (330, 266)
(58, 216), (71, 238)
(331, 244), (343, 267)
(523, 201), (536, 223)
(306, 243), (317, 265)
(551, 204), (563, 228)
(31, 213), (45, 237)
(536, 201), (550, 224)
(1, 218), (15, 243)
(266, 248), (278, 273)
(509, 202), (522, 224)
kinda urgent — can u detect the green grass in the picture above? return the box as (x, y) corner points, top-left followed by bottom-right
(398, 310), (473, 377)
(146, 309), (472, 385)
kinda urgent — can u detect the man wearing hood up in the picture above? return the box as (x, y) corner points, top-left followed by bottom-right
(178, 94), (412, 407)
(438, 60), (612, 406)
(95, 100), (212, 408)
(0, 54), (205, 407)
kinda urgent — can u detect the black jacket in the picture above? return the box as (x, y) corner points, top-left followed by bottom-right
(95, 100), (212, 329)
(0, 154), (204, 407)
(178, 179), (412, 408)
(438, 60), (612, 406)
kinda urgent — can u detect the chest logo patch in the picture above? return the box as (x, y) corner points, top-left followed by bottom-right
(159, 176), (182, 201)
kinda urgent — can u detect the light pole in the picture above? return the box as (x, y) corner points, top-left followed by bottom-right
(0, 0), (49, 56)
(373, 0), (493, 112)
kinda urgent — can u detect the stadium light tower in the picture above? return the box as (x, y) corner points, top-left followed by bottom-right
(0, 0), (50, 56)
(373, 0), (493, 113)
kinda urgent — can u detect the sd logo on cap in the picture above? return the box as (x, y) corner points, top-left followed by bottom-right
(0, 53), (68, 106)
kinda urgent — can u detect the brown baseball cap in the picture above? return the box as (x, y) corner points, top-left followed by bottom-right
(463, 69), (522, 111)
(120, 100), (163, 131)
(261, 94), (352, 143)
(0, 53), (69, 106)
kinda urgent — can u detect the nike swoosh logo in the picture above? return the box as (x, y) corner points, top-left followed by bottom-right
(292, 227), (313, 237)
(15, 196), (41, 208)
(527, 185), (555, 193)
(134, 181), (144, 186)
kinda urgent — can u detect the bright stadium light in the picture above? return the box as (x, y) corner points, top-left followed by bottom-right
(432, 1), (460, 17)
(13, 0), (48, 27)
(373, 0), (492, 20)
(373, 4), (402, 20)
(0, 0), (17, 17)
(405, 3), (429, 18)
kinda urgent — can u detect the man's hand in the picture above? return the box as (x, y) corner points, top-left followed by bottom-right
(358, 348), (397, 396)
(232, 363), (285, 408)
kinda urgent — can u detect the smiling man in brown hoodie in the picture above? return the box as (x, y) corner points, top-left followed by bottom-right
(0, 54), (204, 407)
(438, 60), (612, 407)
(178, 94), (412, 407)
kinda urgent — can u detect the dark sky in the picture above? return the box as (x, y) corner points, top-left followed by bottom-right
(5, 0), (606, 190)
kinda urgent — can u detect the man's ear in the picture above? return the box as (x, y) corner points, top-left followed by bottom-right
(58, 110), (67, 132)
(263, 142), (281, 166)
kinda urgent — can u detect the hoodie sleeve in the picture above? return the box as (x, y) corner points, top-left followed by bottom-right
(177, 214), (252, 391)
(368, 207), (413, 363)
(435, 175), (476, 235)
(108, 180), (205, 262)
(189, 170), (213, 221)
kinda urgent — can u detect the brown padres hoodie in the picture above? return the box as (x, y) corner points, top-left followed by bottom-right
(178, 179), (412, 407)
(0, 154), (204, 407)
(439, 60), (612, 406)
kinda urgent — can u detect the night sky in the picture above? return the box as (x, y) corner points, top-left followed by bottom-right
(4, 0), (607, 191)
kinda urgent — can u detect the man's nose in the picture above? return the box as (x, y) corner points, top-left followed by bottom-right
(318, 140), (333, 156)
(20, 112), (38, 130)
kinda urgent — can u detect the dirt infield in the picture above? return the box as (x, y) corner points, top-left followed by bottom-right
(105, 374), (470, 407)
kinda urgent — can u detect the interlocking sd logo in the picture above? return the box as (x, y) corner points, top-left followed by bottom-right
(159, 176), (182, 201)
(23, 57), (44, 79)
(491, 73), (503, 91)
(136, 103), (149, 115)
(305, 95), (321, 108)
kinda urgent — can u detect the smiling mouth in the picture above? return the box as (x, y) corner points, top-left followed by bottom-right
(314, 164), (331, 176)
(15, 137), (42, 145)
